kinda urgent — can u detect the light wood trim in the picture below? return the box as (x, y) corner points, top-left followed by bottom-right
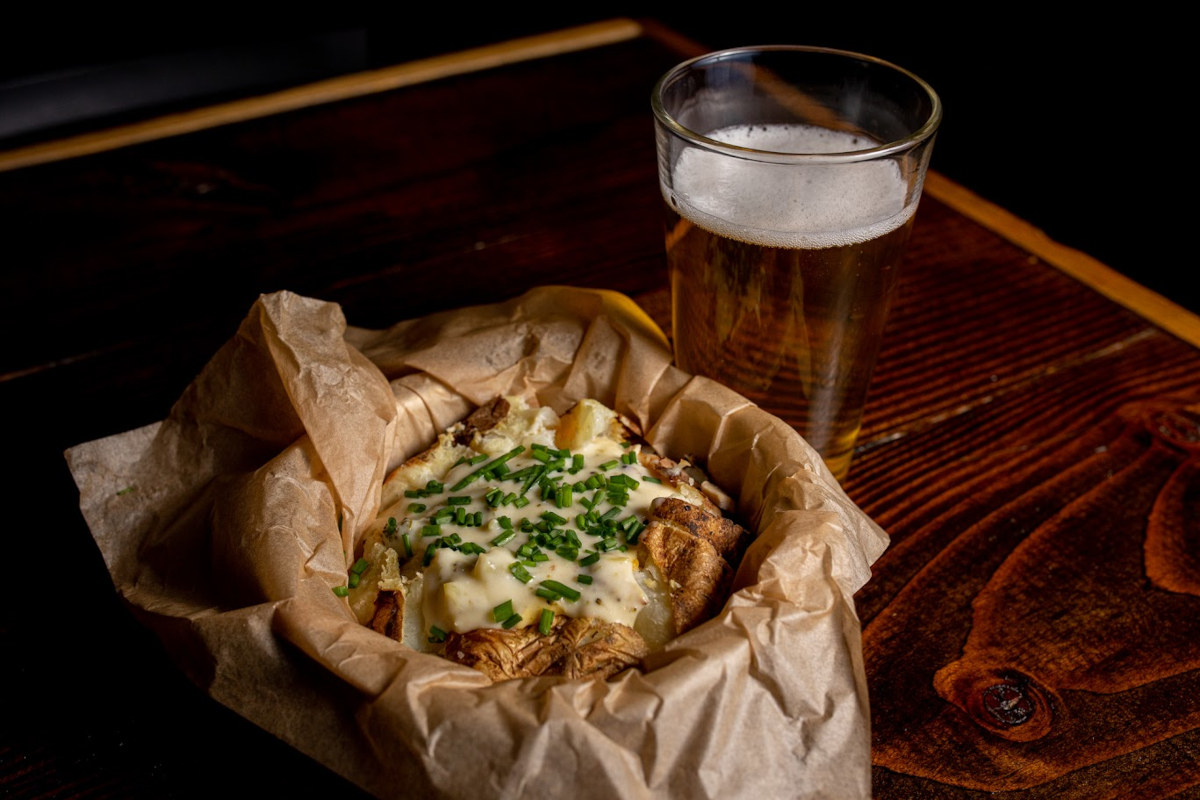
(0, 19), (644, 174)
(925, 171), (1200, 348)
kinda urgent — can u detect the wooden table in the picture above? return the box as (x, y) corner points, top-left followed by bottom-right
(4, 19), (1198, 799)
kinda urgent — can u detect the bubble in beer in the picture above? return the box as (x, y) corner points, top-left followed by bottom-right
(670, 124), (915, 250)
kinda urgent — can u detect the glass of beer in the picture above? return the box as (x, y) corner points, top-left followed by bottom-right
(652, 46), (941, 480)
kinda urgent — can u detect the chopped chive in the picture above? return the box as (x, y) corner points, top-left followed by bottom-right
(493, 599), (515, 622)
(401, 532), (413, 558)
(447, 495), (471, 506)
(556, 485), (573, 508)
(599, 459), (620, 471)
(502, 613), (522, 629)
(350, 558), (370, 575)
(579, 552), (600, 567)
(469, 453), (489, 465)
(536, 586), (562, 601)
(539, 608), (554, 635)
(421, 524), (442, 538)
(509, 562), (533, 583)
(348, 572), (361, 589)
(513, 496), (531, 508)
(498, 516), (513, 530)
(539, 580), (581, 602)
(576, 574), (594, 585)
(407, 503), (426, 514)
(332, 585), (350, 597)
(473, 511), (483, 526)
(450, 446), (525, 491)
(384, 517), (398, 535)
(644, 476), (662, 484)
(428, 626), (447, 643)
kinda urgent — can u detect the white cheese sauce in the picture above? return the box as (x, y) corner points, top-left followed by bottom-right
(376, 428), (686, 638)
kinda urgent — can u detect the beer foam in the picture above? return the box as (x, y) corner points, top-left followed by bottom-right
(669, 124), (915, 249)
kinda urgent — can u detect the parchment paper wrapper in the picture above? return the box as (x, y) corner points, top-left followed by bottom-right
(67, 287), (889, 799)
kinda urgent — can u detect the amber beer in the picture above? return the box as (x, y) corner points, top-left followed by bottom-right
(663, 122), (919, 480)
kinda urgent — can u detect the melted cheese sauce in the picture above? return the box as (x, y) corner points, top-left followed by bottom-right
(364, 401), (688, 642)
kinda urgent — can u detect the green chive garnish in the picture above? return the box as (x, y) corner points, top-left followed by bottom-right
(493, 599), (515, 622)
(450, 447), (525, 491)
(539, 580), (581, 602)
(539, 608), (554, 635)
(509, 562), (533, 583)
(428, 626), (447, 643)
(332, 585), (350, 597)
(502, 613), (522, 629)
(576, 574), (594, 585)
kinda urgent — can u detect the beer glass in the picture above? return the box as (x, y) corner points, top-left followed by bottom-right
(652, 46), (941, 480)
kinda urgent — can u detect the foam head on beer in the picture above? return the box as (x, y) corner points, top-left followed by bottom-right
(670, 124), (915, 250)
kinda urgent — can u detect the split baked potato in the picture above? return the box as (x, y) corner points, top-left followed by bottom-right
(344, 396), (748, 681)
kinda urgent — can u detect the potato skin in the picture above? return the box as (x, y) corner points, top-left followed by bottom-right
(443, 615), (649, 681)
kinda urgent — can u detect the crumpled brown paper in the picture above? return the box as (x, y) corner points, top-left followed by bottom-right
(67, 286), (889, 799)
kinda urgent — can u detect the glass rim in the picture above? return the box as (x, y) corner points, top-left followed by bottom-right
(651, 45), (943, 165)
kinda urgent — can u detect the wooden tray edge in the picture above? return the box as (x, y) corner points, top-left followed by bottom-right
(925, 171), (1200, 348)
(0, 18), (645, 174)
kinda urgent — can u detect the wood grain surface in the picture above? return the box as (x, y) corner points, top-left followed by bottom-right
(2, 19), (1198, 799)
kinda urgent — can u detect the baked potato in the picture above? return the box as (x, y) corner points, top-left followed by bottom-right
(344, 396), (748, 680)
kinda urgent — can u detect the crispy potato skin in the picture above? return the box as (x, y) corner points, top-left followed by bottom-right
(456, 396), (510, 444)
(641, 497), (750, 636)
(371, 590), (405, 641)
(444, 616), (649, 681)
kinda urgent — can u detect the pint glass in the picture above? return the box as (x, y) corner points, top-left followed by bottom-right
(652, 46), (941, 480)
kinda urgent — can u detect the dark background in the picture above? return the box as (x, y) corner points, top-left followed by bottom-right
(0, 11), (1184, 313)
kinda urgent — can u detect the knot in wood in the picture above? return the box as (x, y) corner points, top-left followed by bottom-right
(1147, 407), (1200, 453)
(982, 682), (1035, 726)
